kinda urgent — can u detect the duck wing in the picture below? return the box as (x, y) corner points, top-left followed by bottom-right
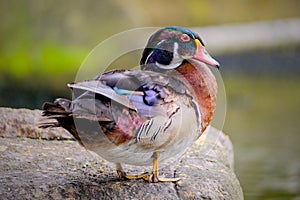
(66, 69), (189, 119)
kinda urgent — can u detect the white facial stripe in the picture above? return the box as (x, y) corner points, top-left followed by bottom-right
(145, 40), (166, 64)
(155, 42), (183, 69)
(144, 50), (154, 64)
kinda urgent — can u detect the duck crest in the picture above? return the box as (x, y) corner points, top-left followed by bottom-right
(175, 60), (217, 133)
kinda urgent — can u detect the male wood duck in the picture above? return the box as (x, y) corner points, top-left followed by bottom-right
(41, 26), (220, 182)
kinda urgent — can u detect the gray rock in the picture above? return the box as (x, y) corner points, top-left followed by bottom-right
(0, 107), (73, 139)
(0, 107), (243, 199)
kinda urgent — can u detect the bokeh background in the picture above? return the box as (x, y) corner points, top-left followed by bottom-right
(1, 0), (300, 199)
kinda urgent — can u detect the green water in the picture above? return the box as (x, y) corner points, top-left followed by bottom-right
(224, 76), (300, 199)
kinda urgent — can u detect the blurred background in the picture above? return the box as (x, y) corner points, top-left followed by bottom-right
(1, 0), (300, 199)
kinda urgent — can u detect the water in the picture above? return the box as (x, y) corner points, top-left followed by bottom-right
(223, 76), (300, 199)
(219, 47), (300, 199)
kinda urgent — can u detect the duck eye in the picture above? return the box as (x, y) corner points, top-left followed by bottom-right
(180, 34), (190, 42)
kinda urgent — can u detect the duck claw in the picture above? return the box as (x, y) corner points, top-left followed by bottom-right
(116, 163), (180, 183)
(145, 173), (180, 183)
(118, 171), (180, 183)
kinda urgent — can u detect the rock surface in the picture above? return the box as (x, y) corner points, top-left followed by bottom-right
(0, 107), (243, 199)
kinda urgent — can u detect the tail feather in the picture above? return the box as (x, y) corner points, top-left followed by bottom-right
(40, 98), (96, 147)
(42, 98), (72, 116)
(40, 98), (73, 128)
(38, 120), (60, 128)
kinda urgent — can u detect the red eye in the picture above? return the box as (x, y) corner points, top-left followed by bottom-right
(180, 34), (190, 42)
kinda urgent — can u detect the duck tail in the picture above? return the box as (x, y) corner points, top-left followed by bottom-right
(39, 98), (72, 128)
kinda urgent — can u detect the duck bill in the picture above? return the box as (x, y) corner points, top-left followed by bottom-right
(193, 39), (220, 69)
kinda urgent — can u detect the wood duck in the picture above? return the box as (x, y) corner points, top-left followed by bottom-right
(41, 26), (220, 183)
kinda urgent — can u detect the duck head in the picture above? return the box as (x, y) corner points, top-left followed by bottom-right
(140, 26), (220, 71)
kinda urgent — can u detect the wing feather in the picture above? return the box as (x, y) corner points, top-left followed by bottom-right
(68, 80), (136, 110)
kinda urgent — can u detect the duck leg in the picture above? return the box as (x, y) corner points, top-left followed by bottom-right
(115, 152), (180, 183)
(145, 151), (181, 183)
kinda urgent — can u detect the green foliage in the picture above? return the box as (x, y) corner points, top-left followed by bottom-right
(0, 42), (87, 89)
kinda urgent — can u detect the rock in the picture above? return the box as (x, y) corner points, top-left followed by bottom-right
(0, 107), (243, 199)
(0, 107), (73, 139)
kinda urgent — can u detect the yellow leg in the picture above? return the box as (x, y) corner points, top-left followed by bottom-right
(115, 152), (180, 183)
(146, 152), (181, 183)
(115, 163), (148, 180)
